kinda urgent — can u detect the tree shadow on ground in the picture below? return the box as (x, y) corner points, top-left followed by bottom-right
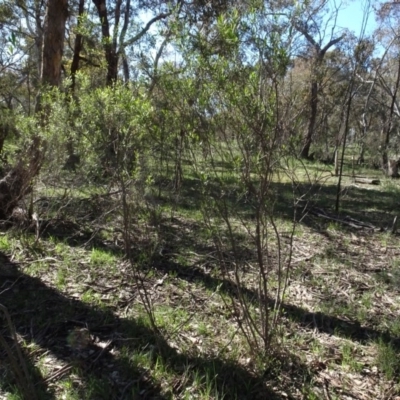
(3, 172), (398, 397)
(0, 253), (288, 400)
(31, 174), (400, 257)
(139, 211), (400, 350)
(156, 175), (400, 233)
(150, 249), (400, 352)
(2, 192), (125, 256)
(153, 212), (399, 296)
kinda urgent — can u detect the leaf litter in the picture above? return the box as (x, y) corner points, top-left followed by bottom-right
(1, 207), (400, 399)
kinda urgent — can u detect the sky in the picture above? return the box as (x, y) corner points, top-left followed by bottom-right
(333, 0), (378, 36)
(141, 1), (382, 62)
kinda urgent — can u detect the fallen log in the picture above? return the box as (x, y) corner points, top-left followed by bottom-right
(354, 177), (380, 185)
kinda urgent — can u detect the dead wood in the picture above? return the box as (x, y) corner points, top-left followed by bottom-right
(354, 177), (380, 185)
(0, 135), (43, 220)
(391, 216), (398, 234)
(0, 164), (32, 220)
(387, 159), (399, 178)
(297, 201), (379, 231)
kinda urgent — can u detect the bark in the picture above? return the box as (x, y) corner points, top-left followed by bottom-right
(300, 76), (318, 158)
(92, 0), (170, 85)
(120, 0), (131, 83)
(334, 147), (339, 176)
(41, 0), (69, 86)
(0, 0), (67, 220)
(387, 160), (399, 177)
(0, 165), (32, 220)
(122, 55), (130, 83)
(70, 0), (86, 92)
(0, 141), (42, 221)
(357, 144), (365, 164)
(92, 0), (119, 85)
(34, 3), (43, 80)
(296, 24), (344, 159)
(381, 57), (400, 168)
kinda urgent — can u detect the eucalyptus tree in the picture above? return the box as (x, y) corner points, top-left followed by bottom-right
(371, 50), (400, 169)
(352, 6), (400, 170)
(0, 0), (69, 220)
(373, 7), (400, 169)
(309, 46), (352, 161)
(292, 0), (345, 159)
(0, 1), (45, 114)
(87, 0), (252, 86)
(40, 0), (68, 88)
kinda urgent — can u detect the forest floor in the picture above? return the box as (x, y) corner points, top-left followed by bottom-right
(1, 159), (400, 400)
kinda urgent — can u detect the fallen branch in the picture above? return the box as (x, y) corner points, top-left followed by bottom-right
(306, 207), (379, 230)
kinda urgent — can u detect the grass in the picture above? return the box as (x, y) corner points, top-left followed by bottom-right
(339, 342), (363, 372)
(376, 339), (400, 381)
(0, 233), (13, 252)
(1, 156), (400, 399)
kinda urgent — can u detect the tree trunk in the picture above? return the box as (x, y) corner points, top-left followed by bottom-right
(92, 0), (170, 86)
(70, 0), (85, 92)
(357, 143), (365, 165)
(34, 5), (43, 81)
(387, 160), (399, 177)
(300, 78), (318, 159)
(334, 147), (339, 176)
(294, 24), (344, 159)
(381, 57), (400, 169)
(0, 0), (68, 221)
(41, 0), (69, 87)
(92, 0), (119, 85)
(382, 140), (389, 169)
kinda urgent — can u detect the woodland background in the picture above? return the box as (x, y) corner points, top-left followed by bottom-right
(1, 1), (400, 399)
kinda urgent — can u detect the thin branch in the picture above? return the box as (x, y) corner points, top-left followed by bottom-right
(122, 13), (171, 48)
